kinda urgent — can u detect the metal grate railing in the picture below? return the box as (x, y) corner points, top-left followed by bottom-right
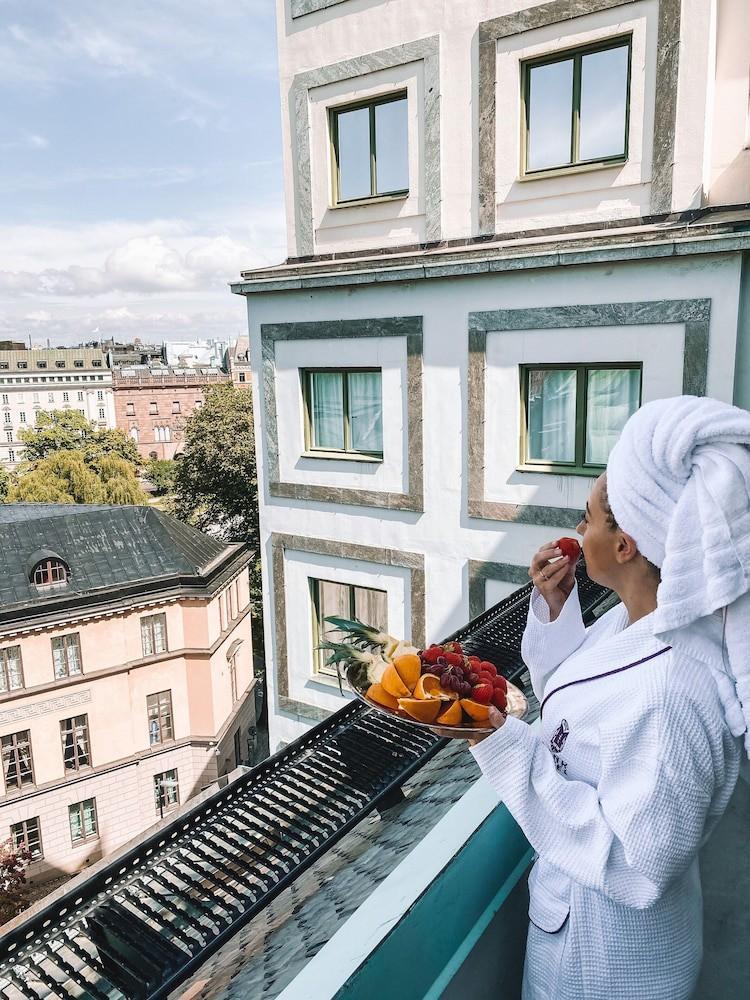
(0, 569), (614, 999)
(0, 704), (442, 1000)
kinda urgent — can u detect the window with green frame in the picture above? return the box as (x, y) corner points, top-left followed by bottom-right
(302, 368), (383, 458)
(330, 92), (409, 204)
(520, 363), (642, 473)
(522, 37), (631, 175)
(310, 578), (388, 678)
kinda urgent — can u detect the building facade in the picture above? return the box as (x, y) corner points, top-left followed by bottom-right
(0, 349), (115, 470)
(227, 337), (251, 387)
(164, 339), (229, 370)
(112, 367), (231, 460)
(0, 504), (256, 887)
(233, 0), (750, 750)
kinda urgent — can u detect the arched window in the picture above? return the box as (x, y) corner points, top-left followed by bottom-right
(28, 551), (70, 589)
(129, 426), (139, 443)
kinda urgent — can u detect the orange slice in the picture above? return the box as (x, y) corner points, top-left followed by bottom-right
(436, 700), (463, 726)
(381, 663), (411, 699)
(393, 653), (422, 692)
(460, 698), (491, 722)
(366, 683), (399, 711)
(413, 673), (442, 699)
(397, 697), (441, 724)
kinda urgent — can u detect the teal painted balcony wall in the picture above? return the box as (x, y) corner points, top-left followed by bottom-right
(335, 802), (533, 1000)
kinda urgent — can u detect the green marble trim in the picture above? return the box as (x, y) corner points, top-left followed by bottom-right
(478, 0), (680, 235)
(291, 0), (350, 19)
(468, 560), (530, 620)
(291, 36), (441, 256)
(270, 532), (426, 719)
(467, 298), (711, 525)
(261, 316), (424, 511)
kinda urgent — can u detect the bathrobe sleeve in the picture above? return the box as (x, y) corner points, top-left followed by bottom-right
(471, 680), (726, 909)
(520, 583), (587, 702)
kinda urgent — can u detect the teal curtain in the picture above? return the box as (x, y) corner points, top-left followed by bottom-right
(348, 372), (383, 453)
(311, 372), (345, 450)
(527, 369), (577, 462)
(585, 368), (640, 465)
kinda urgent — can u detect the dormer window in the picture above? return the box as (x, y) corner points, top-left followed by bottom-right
(28, 550), (70, 590)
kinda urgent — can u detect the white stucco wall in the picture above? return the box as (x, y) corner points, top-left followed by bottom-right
(246, 252), (744, 748)
(275, 0), (748, 257)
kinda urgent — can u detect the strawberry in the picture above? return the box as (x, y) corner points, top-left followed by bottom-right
(442, 641), (463, 655)
(472, 682), (493, 704)
(421, 646), (443, 665)
(556, 537), (581, 563)
(479, 661), (497, 677)
(477, 671), (495, 686)
(492, 675), (508, 692)
(443, 651), (463, 667)
(492, 688), (507, 711)
(468, 655), (481, 664)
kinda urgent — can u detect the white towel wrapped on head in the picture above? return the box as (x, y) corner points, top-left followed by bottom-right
(607, 395), (750, 755)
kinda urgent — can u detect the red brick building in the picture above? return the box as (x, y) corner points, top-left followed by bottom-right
(113, 368), (230, 460)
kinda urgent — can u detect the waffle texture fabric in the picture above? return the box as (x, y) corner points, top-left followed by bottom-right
(607, 395), (750, 753)
(471, 584), (740, 1000)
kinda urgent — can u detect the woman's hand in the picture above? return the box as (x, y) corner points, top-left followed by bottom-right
(528, 542), (577, 621)
(465, 705), (506, 746)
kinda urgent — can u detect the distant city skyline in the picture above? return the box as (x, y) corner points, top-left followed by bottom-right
(0, 1), (286, 346)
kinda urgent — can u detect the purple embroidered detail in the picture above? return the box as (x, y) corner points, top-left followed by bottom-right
(539, 646), (672, 718)
(549, 719), (570, 754)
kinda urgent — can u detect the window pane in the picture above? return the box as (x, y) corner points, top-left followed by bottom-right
(347, 372), (383, 453)
(527, 59), (574, 170)
(375, 98), (408, 194)
(579, 45), (629, 161)
(353, 586), (388, 633)
(585, 368), (640, 465)
(141, 619), (154, 657)
(337, 106), (371, 201)
(311, 372), (345, 450)
(316, 580), (351, 676)
(52, 639), (66, 678)
(527, 370), (577, 463)
(66, 635), (82, 675)
(69, 805), (82, 841)
(153, 615), (167, 653)
(83, 799), (97, 837)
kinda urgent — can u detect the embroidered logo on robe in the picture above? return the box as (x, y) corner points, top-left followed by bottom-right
(549, 718), (570, 775)
(549, 719), (570, 753)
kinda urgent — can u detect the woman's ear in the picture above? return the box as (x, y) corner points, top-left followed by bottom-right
(616, 531), (639, 564)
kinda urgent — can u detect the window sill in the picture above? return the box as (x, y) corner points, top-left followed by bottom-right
(330, 192), (409, 211)
(302, 450), (383, 464)
(516, 464), (603, 478)
(307, 673), (349, 694)
(518, 158), (627, 183)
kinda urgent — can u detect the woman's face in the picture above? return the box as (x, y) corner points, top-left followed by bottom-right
(576, 474), (619, 587)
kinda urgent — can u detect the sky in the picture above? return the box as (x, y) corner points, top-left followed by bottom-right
(0, 0), (286, 347)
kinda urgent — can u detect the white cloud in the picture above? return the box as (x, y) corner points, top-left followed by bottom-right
(0, 131), (49, 151)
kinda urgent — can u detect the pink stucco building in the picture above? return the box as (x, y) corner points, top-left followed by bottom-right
(0, 504), (256, 888)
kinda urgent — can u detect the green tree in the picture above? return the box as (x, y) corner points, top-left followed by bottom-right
(8, 451), (147, 505)
(19, 410), (141, 469)
(0, 468), (10, 503)
(172, 384), (260, 602)
(145, 458), (177, 495)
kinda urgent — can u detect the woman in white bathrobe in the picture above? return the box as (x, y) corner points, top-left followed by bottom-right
(470, 469), (741, 1000)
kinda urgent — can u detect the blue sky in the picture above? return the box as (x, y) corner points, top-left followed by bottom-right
(0, 0), (286, 345)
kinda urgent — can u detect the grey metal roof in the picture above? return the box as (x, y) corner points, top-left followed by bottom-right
(0, 348), (108, 371)
(0, 504), (229, 609)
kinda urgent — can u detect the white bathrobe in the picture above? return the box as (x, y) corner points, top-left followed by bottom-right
(471, 583), (741, 1000)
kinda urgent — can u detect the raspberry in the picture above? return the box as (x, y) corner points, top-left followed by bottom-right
(472, 682), (493, 704)
(492, 675), (508, 692)
(492, 688), (507, 711)
(421, 646), (443, 665)
(556, 537), (581, 562)
(443, 651), (463, 667)
(479, 661), (497, 677)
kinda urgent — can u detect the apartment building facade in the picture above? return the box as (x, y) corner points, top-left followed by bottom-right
(0, 349), (115, 470)
(0, 504), (255, 886)
(227, 337), (251, 387)
(233, 0), (750, 749)
(112, 367), (231, 460)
